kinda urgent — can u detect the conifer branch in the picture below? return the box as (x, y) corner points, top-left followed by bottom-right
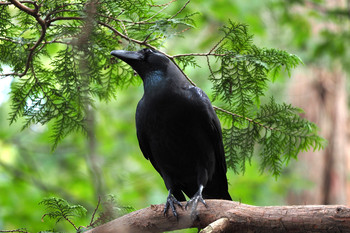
(0, 0), (324, 174)
(40, 197), (86, 230)
(213, 105), (276, 131)
(2, 0), (46, 77)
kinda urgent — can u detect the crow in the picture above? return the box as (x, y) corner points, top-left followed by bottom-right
(111, 48), (231, 218)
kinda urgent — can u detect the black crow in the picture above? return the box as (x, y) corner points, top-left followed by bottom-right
(111, 48), (231, 218)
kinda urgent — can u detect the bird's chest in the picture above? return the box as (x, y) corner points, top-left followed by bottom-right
(142, 92), (191, 130)
(138, 89), (201, 148)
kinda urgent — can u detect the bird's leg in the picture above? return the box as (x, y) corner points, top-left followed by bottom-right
(185, 185), (207, 218)
(163, 189), (183, 219)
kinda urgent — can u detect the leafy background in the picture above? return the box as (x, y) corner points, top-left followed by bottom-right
(0, 0), (348, 232)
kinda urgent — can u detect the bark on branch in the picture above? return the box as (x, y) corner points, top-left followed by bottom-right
(84, 200), (350, 232)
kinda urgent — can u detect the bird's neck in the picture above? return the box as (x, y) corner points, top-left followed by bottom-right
(142, 66), (191, 96)
(143, 70), (165, 91)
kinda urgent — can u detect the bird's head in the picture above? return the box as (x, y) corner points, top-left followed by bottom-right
(110, 48), (171, 79)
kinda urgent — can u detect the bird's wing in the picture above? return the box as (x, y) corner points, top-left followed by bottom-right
(136, 99), (165, 177)
(189, 87), (227, 173)
(135, 99), (152, 161)
(209, 112), (227, 173)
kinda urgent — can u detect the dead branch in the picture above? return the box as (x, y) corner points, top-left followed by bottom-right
(83, 200), (350, 233)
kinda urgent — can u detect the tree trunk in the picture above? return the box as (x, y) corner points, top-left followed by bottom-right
(287, 0), (350, 206)
(288, 67), (349, 205)
(84, 200), (350, 232)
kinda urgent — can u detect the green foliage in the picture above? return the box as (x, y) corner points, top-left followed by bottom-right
(257, 99), (323, 167)
(223, 98), (325, 176)
(40, 197), (87, 230)
(0, 0), (196, 149)
(0, 0), (325, 175)
(206, 21), (324, 175)
(210, 21), (301, 114)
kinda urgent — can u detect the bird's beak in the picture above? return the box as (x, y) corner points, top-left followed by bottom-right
(110, 50), (144, 63)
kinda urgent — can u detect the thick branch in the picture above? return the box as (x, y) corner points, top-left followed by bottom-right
(84, 200), (350, 233)
(7, 0), (36, 15)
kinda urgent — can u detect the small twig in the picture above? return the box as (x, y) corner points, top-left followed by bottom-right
(141, 33), (153, 44)
(97, 14), (154, 25)
(96, 12), (125, 24)
(48, 16), (84, 24)
(42, 213), (78, 230)
(88, 196), (101, 227)
(118, 20), (130, 40)
(64, 215), (78, 230)
(206, 56), (215, 78)
(44, 39), (72, 45)
(171, 33), (227, 59)
(213, 106), (276, 131)
(209, 35), (226, 54)
(175, 26), (191, 35)
(0, 229), (29, 233)
(0, 36), (19, 43)
(169, 51), (228, 86)
(172, 52), (227, 58)
(97, 21), (157, 50)
(45, 9), (80, 21)
(149, 0), (177, 7)
(140, 1), (172, 23)
(0, 36), (71, 46)
(169, 0), (190, 19)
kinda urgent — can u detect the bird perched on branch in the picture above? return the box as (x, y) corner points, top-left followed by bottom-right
(111, 48), (231, 218)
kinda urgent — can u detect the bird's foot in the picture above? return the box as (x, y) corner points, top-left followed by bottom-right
(163, 193), (183, 219)
(185, 185), (207, 219)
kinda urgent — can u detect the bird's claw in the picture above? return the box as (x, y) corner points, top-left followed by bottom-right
(163, 194), (183, 219)
(185, 186), (207, 219)
(185, 194), (207, 210)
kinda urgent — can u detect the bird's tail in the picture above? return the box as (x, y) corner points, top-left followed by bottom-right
(203, 188), (232, 200)
(203, 176), (232, 201)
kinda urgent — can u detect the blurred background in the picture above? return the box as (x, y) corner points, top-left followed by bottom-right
(1, 0), (349, 231)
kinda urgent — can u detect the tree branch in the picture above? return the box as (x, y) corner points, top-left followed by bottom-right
(200, 218), (230, 233)
(2, 0), (46, 77)
(84, 200), (350, 233)
(168, 0), (190, 19)
(213, 105), (278, 131)
(0, 0), (34, 6)
(0, 229), (29, 233)
(6, 0), (36, 15)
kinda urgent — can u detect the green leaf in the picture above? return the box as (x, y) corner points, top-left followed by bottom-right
(40, 197), (87, 227)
